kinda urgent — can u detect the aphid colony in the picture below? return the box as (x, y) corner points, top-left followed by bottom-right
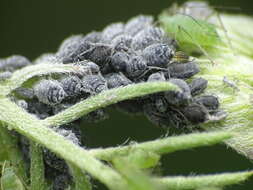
(1, 14), (226, 189)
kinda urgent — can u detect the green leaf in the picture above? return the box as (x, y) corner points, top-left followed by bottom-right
(1, 161), (25, 190)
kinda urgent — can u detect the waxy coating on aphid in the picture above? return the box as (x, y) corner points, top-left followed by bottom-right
(167, 61), (200, 79)
(0, 55), (31, 72)
(105, 72), (132, 89)
(142, 43), (175, 68)
(34, 80), (67, 105)
(189, 77), (208, 96)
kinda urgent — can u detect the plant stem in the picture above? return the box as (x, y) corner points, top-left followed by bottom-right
(43, 82), (178, 127)
(155, 171), (253, 190)
(30, 142), (46, 190)
(89, 131), (231, 161)
(0, 98), (128, 190)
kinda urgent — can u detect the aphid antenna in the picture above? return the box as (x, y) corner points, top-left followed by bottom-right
(177, 25), (217, 65)
(181, 2), (237, 55)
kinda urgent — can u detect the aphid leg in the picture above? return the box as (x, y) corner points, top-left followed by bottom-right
(204, 11), (235, 55)
(178, 25), (216, 65)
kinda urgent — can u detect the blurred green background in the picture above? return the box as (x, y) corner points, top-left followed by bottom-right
(1, 0), (253, 189)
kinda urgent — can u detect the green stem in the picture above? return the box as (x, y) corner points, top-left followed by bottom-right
(0, 63), (89, 96)
(68, 163), (92, 190)
(43, 82), (178, 127)
(89, 131), (231, 161)
(0, 98), (128, 190)
(155, 171), (253, 190)
(30, 142), (46, 190)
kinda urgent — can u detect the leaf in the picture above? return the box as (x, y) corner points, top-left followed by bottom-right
(1, 161), (25, 190)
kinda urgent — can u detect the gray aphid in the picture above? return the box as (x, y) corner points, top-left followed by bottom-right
(181, 103), (209, 124)
(105, 72), (132, 89)
(142, 43), (175, 68)
(83, 31), (102, 43)
(34, 80), (66, 105)
(131, 26), (165, 51)
(147, 72), (166, 82)
(82, 74), (108, 94)
(0, 71), (12, 80)
(60, 76), (83, 97)
(194, 95), (219, 111)
(0, 55), (31, 72)
(189, 77), (208, 96)
(125, 15), (154, 36)
(78, 43), (113, 66)
(101, 22), (124, 43)
(165, 78), (192, 106)
(34, 53), (59, 64)
(167, 61), (200, 79)
(16, 100), (28, 110)
(111, 34), (133, 51)
(56, 34), (84, 59)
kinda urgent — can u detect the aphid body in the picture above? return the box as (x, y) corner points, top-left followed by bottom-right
(34, 80), (66, 105)
(142, 43), (175, 68)
(125, 15), (154, 36)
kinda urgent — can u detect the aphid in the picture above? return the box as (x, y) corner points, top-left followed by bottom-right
(194, 95), (219, 111)
(147, 72), (166, 82)
(77, 43), (113, 66)
(142, 43), (175, 68)
(125, 15), (154, 36)
(34, 53), (59, 64)
(60, 76), (83, 97)
(61, 40), (93, 63)
(223, 76), (239, 91)
(101, 22), (124, 43)
(125, 55), (148, 78)
(131, 26), (166, 51)
(164, 78), (192, 106)
(83, 31), (102, 43)
(81, 74), (108, 94)
(143, 103), (188, 128)
(111, 34), (133, 51)
(16, 100), (28, 110)
(166, 61), (200, 79)
(0, 71), (12, 80)
(56, 34), (84, 59)
(27, 101), (52, 119)
(74, 60), (100, 76)
(189, 77), (208, 96)
(0, 55), (31, 72)
(181, 103), (209, 124)
(34, 80), (66, 105)
(104, 72), (132, 89)
(159, 3), (223, 64)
